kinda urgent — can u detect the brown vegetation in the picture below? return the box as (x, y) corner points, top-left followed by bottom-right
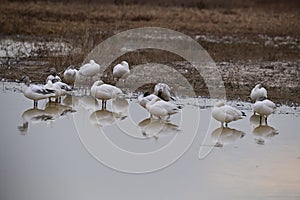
(0, 0), (299, 103)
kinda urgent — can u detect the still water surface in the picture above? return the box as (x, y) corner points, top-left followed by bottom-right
(0, 82), (299, 200)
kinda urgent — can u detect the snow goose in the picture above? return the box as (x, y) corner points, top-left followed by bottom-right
(44, 80), (63, 102)
(79, 60), (100, 77)
(154, 83), (175, 101)
(21, 76), (56, 108)
(250, 84), (267, 102)
(91, 80), (124, 109)
(138, 92), (159, 109)
(212, 101), (246, 127)
(54, 81), (72, 95)
(252, 97), (275, 124)
(145, 96), (181, 120)
(46, 68), (61, 83)
(63, 65), (78, 86)
(113, 61), (130, 80)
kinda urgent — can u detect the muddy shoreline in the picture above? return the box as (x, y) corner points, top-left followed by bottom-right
(0, 1), (299, 103)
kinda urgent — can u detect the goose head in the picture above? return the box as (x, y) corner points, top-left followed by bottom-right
(90, 60), (96, 64)
(67, 65), (75, 70)
(255, 83), (263, 89)
(121, 61), (129, 68)
(21, 76), (31, 86)
(49, 68), (57, 76)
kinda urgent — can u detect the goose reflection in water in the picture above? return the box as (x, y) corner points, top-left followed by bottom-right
(90, 109), (116, 128)
(252, 124), (279, 145)
(76, 96), (99, 113)
(44, 101), (75, 119)
(211, 127), (245, 147)
(138, 118), (180, 140)
(62, 94), (79, 108)
(112, 97), (129, 120)
(18, 108), (53, 134)
(249, 113), (261, 127)
(18, 102), (75, 134)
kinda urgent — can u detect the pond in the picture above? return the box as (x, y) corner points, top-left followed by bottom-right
(0, 81), (299, 200)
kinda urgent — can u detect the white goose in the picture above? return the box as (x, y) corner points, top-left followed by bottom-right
(91, 80), (124, 109)
(154, 83), (175, 101)
(212, 101), (246, 127)
(113, 61), (130, 80)
(145, 96), (181, 120)
(79, 59), (100, 77)
(250, 84), (267, 102)
(138, 92), (159, 109)
(54, 81), (72, 95)
(63, 65), (78, 86)
(21, 76), (56, 108)
(252, 97), (276, 124)
(44, 80), (62, 102)
(46, 68), (61, 83)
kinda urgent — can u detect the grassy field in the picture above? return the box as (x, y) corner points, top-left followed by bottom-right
(1, 1), (299, 37)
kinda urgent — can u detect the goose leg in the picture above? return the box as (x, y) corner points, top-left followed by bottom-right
(34, 101), (38, 108)
(265, 116), (268, 125)
(166, 115), (171, 121)
(259, 116), (262, 125)
(101, 100), (104, 110)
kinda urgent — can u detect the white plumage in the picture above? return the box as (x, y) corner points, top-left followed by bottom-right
(54, 81), (72, 95)
(79, 60), (100, 77)
(63, 65), (78, 85)
(145, 96), (180, 119)
(21, 76), (56, 108)
(250, 84), (267, 102)
(46, 68), (61, 83)
(44, 80), (62, 99)
(252, 98), (276, 124)
(212, 101), (246, 127)
(153, 83), (174, 101)
(138, 92), (159, 109)
(91, 80), (124, 109)
(113, 61), (130, 79)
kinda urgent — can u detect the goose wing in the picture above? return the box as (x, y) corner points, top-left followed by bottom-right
(31, 85), (55, 95)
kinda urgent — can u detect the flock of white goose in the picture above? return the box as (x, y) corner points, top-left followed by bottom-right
(20, 59), (276, 126)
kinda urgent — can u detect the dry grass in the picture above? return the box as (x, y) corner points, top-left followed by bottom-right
(0, 1), (299, 37)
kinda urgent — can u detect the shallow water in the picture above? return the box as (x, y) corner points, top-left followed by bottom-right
(1, 82), (300, 200)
